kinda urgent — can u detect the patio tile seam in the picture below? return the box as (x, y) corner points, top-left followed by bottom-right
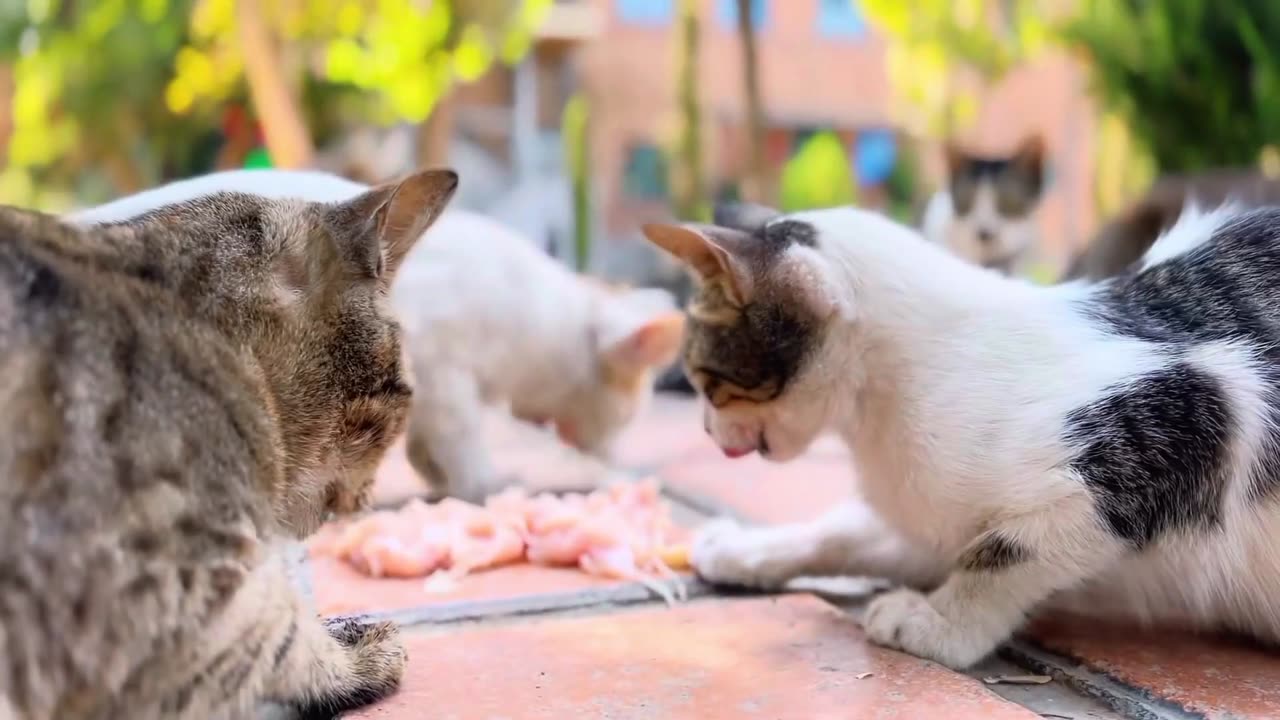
(998, 639), (1209, 720)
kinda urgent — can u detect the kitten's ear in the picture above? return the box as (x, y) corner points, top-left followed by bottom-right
(602, 311), (687, 371)
(1012, 135), (1046, 176)
(327, 167), (459, 279)
(944, 142), (968, 173)
(714, 202), (779, 233)
(641, 223), (754, 304)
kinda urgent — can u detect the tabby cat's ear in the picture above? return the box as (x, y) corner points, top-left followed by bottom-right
(602, 311), (686, 371)
(641, 223), (754, 305)
(327, 167), (459, 279)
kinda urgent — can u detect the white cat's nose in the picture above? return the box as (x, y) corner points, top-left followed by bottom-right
(977, 228), (996, 245)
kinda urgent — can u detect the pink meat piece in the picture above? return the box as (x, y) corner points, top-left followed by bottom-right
(308, 477), (686, 602)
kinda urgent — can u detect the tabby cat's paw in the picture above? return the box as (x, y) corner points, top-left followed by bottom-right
(690, 517), (791, 590)
(296, 618), (407, 719)
(346, 620), (408, 694)
(862, 588), (991, 669)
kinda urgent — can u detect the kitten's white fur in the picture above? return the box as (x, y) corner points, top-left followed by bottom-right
(687, 205), (1280, 668)
(73, 170), (685, 502)
(922, 187), (1040, 273)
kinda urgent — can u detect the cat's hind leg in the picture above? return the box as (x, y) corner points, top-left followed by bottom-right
(691, 501), (947, 591)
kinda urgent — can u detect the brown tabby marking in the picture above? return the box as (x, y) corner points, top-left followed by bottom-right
(0, 168), (457, 720)
(643, 208), (826, 409)
(1063, 169), (1280, 281)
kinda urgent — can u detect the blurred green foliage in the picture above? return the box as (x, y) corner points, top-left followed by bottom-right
(1063, 0), (1280, 174)
(671, 0), (707, 222)
(0, 0), (209, 207)
(562, 91), (590, 272)
(778, 131), (857, 212)
(0, 0), (551, 209)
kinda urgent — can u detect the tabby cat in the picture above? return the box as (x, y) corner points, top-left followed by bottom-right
(0, 169), (458, 719)
(1063, 168), (1280, 281)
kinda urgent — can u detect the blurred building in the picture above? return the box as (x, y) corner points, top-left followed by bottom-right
(443, 0), (1098, 279)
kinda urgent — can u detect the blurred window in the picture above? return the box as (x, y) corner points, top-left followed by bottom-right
(623, 144), (669, 200)
(616, 0), (674, 24)
(816, 0), (866, 38)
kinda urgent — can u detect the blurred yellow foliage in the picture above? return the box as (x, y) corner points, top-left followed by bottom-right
(172, 0), (550, 124)
(862, 0), (1051, 139)
(1092, 110), (1155, 219)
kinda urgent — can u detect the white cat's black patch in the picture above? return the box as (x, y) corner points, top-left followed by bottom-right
(958, 532), (1031, 571)
(1078, 206), (1280, 502)
(1063, 363), (1230, 547)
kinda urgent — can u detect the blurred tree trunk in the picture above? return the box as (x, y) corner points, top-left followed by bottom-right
(673, 0), (706, 221)
(736, 0), (769, 204)
(0, 64), (12, 166)
(416, 91), (457, 167)
(237, 0), (314, 168)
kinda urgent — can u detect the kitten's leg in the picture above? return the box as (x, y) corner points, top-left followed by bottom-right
(862, 493), (1125, 669)
(403, 367), (509, 503)
(691, 501), (948, 590)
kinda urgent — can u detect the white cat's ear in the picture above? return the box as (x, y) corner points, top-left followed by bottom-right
(602, 310), (686, 371)
(640, 223), (754, 304)
(328, 167), (459, 279)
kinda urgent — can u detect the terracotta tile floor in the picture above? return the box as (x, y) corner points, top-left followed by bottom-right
(351, 596), (1041, 720)
(296, 394), (1280, 720)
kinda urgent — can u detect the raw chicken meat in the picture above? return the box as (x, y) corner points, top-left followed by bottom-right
(308, 477), (691, 604)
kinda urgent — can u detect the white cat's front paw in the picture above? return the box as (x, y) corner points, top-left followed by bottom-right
(862, 589), (993, 669)
(690, 517), (793, 590)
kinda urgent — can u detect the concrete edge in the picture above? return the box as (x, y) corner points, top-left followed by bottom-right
(999, 639), (1209, 720)
(343, 575), (720, 628)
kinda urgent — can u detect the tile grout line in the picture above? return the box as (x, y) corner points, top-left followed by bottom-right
(998, 639), (1210, 720)
(649, 447), (1211, 720)
(344, 577), (719, 628)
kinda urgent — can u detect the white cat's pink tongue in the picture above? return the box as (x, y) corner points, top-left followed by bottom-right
(721, 445), (755, 459)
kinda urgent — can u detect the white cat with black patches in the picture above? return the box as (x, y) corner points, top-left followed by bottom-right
(642, 201), (1280, 669)
(75, 170), (687, 503)
(922, 135), (1046, 274)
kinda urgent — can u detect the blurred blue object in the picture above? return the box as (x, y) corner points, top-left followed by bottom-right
(855, 129), (897, 186)
(617, 0), (673, 24)
(817, 0), (867, 37)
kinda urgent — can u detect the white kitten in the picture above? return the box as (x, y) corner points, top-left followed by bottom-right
(73, 169), (686, 503)
(643, 200), (1280, 669)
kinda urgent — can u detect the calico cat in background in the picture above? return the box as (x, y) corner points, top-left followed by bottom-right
(2, 169), (458, 719)
(77, 169), (686, 505)
(1063, 168), (1280, 281)
(922, 135), (1047, 274)
(642, 199), (1280, 670)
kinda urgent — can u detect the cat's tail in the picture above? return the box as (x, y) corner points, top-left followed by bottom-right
(1137, 198), (1243, 272)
